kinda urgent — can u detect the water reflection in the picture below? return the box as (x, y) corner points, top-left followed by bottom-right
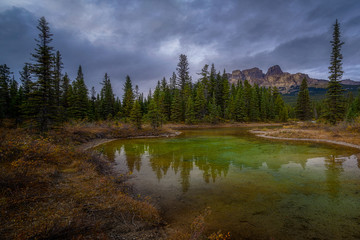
(97, 131), (360, 239)
(99, 138), (358, 194)
(324, 155), (345, 198)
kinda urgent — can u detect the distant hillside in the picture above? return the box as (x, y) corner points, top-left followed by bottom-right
(228, 65), (360, 94)
(282, 85), (360, 106)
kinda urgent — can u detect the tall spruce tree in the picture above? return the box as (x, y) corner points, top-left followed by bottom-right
(53, 50), (63, 108)
(176, 54), (190, 94)
(60, 73), (70, 120)
(19, 63), (32, 101)
(0, 64), (11, 122)
(100, 73), (115, 119)
(185, 96), (195, 124)
(31, 17), (55, 131)
(221, 70), (230, 117)
(194, 82), (206, 119)
(130, 99), (142, 129)
(89, 86), (97, 121)
(19, 63), (33, 121)
(8, 77), (23, 125)
(70, 65), (88, 119)
(234, 82), (246, 122)
(209, 63), (216, 102)
(122, 75), (134, 119)
(296, 78), (312, 120)
(147, 98), (161, 129)
(171, 89), (182, 122)
(325, 19), (345, 124)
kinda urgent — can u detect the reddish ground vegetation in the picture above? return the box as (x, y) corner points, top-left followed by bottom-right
(0, 127), (163, 239)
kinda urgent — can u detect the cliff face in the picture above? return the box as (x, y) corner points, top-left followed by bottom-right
(228, 65), (358, 94)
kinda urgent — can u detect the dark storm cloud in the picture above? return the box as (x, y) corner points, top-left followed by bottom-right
(0, 0), (360, 97)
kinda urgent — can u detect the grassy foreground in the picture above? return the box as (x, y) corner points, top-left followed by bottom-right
(0, 121), (234, 239)
(0, 122), (168, 239)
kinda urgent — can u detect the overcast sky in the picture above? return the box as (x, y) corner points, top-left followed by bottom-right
(1, 0), (360, 97)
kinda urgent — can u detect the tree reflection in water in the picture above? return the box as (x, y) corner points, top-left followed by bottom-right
(98, 135), (357, 194)
(324, 155), (345, 198)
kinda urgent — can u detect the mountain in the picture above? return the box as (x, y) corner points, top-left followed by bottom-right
(228, 65), (360, 94)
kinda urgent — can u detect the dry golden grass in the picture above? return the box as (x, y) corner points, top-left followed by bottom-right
(256, 120), (360, 146)
(50, 120), (172, 146)
(0, 128), (162, 239)
(167, 208), (231, 240)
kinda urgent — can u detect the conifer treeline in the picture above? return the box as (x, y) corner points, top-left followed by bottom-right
(1, 17), (359, 131)
(0, 17), (292, 131)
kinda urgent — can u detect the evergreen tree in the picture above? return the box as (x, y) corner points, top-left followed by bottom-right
(100, 73), (115, 119)
(221, 70), (230, 117)
(194, 82), (206, 120)
(243, 80), (252, 120)
(214, 72), (223, 110)
(147, 98), (161, 129)
(0, 64), (11, 122)
(226, 95), (236, 120)
(279, 105), (289, 122)
(114, 97), (122, 119)
(60, 73), (70, 121)
(325, 19), (346, 124)
(274, 94), (285, 121)
(171, 89), (182, 122)
(296, 78), (312, 120)
(260, 88), (267, 121)
(30, 17), (55, 131)
(249, 86), (260, 121)
(176, 54), (190, 94)
(346, 93), (360, 121)
(199, 64), (210, 99)
(130, 99), (142, 129)
(185, 96), (196, 124)
(169, 72), (177, 94)
(160, 78), (172, 121)
(19, 63), (32, 101)
(122, 75), (134, 119)
(234, 83), (246, 122)
(53, 50), (63, 108)
(19, 63), (33, 121)
(208, 93), (220, 124)
(209, 63), (216, 102)
(89, 86), (98, 121)
(8, 77), (18, 118)
(70, 65), (88, 119)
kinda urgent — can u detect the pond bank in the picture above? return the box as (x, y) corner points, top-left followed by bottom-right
(77, 122), (281, 150)
(249, 123), (360, 150)
(250, 130), (360, 150)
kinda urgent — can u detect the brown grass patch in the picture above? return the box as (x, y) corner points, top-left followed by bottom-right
(254, 121), (360, 146)
(0, 128), (162, 239)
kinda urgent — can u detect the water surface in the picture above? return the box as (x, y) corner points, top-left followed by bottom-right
(98, 128), (360, 239)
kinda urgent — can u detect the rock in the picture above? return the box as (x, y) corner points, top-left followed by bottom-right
(242, 67), (265, 85)
(227, 65), (360, 94)
(266, 65), (283, 76)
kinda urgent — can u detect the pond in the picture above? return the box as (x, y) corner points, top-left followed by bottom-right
(97, 128), (360, 239)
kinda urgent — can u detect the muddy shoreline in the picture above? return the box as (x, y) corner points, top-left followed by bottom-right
(78, 131), (182, 150)
(250, 130), (360, 150)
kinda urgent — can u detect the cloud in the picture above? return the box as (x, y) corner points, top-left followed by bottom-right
(0, 0), (360, 99)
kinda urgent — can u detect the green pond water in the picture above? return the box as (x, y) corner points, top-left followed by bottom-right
(97, 128), (360, 239)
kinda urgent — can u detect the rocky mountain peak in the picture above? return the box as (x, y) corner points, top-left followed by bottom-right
(228, 65), (360, 94)
(266, 65), (283, 76)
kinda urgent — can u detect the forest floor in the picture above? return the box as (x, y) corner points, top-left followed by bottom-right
(250, 121), (360, 150)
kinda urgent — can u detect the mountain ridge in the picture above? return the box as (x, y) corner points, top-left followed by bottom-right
(227, 65), (360, 94)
